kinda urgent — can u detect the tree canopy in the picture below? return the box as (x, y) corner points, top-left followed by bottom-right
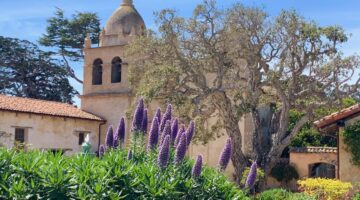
(39, 8), (101, 83)
(0, 36), (77, 104)
(126, 0), (360, 183)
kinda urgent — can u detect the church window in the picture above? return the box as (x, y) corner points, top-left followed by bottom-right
(111, 57), (122, 83)
(92, 59), (103, 85)
(78, 132), (85, 145)
(15, 128), (25, 143)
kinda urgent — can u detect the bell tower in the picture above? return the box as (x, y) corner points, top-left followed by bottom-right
(80, 0), (145, 145)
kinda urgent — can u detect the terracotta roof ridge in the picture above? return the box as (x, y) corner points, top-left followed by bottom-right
(0, 95), (77, 107)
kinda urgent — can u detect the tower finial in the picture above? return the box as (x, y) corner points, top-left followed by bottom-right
(121, 0), (133, 6)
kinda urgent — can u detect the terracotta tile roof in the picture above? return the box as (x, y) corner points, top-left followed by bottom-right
(314, 104), (360, 129)
(289, 147), (337, 153)
(0, 95), (104, 121)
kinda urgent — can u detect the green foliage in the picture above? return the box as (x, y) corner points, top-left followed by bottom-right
(0, 148), (249, 199)
(270, 163), (299, 183)
(0, 36), (78, 103)
(256, 189), (315, 200)
(240, 167), (265, 186)
(298, 178), (352, 200)
(39, 8), (100, 61)
(343, 121), (360, 167)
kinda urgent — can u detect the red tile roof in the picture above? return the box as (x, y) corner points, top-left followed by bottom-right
(0, 95), (104, 121)
(314, 104), (360, 129)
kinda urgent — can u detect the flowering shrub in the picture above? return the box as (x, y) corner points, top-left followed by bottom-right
(256, 189), (315, 200)
(0, 98), (249, 199)
(298, 178), (352, 200)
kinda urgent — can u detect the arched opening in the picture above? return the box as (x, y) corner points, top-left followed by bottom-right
(92, 59), (103, 85)
(309, 162), (336, 178)
(111, 57), (122, 83)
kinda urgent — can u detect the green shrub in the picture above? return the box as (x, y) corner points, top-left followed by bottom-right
(270, 163), (299, 184)
(256, 188), (315, 200)
(0, 147), (249, 199)
(343, 121), (360, 167)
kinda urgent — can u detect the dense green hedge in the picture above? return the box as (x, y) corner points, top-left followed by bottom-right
(0, 148), (248, 199)
(343, 121), (360, 167)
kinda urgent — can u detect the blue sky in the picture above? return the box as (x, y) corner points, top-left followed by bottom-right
(1, 0), (360, 105)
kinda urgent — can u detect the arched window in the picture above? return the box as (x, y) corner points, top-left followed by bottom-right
(111, 57), (122, 83)
(309, 163), (336, 178)
(92, 59), (103, 85)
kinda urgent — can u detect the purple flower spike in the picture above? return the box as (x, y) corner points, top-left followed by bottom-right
(147, 117), (159, 151)
(157, 135), (170, 169)
(114, 117), (125, 148)
(132, 98), (144, 132)
(219, 138), (232, 171)
(127, 149), (133, 160)
(245, 161), (257, 189)
(160, 104), (172, 132)
(105, 126), (114, 149)
(174, 133), (187, 164)
(155, 108), (161, 125)
(141, 109), (148, 133)
(99, 145), (105, 158)
(192, 155), (203, 178)
(171, 118), (179, 144)
(160, 120), (171, 145)
(174, 124), (186, 147)
(186, 121), (195, 146)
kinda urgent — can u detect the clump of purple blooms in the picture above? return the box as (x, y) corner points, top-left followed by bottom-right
(141, 109), (148, 134)
(174, 124), (186, 147)
(132, 98), (145, 132)
(157, 135), (170, 169)
(174, 132), (187, 164)
(186, 121), (195, 146)
(170, 118), (179, 144)
(245, 161), (257, 189)
(105, 126), (114, 149)
(218, 138), (232, 171)
(159, 104), (172, 132)
(147, 117), (159, 151)
(113, 117), (125, 148)
(98, 145), (105, 158)
(97, 99), (245, 182)
(192, 155), (203, 178)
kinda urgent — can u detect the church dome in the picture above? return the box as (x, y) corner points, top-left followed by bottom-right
(104, 0), (145, 36)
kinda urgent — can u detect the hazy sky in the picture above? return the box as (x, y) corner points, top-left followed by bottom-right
(1, 0), (360, 104)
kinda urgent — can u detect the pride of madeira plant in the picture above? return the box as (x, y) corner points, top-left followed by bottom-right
(0, 98), (249, 200)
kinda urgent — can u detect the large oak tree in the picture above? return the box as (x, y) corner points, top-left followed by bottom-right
(126, 1), (360, 183)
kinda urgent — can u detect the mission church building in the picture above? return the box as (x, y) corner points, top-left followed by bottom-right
(0, 0), (255, 175)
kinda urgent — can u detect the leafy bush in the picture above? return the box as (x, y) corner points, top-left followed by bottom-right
(0, 149), (249, 199)
(256, 189), (315, 200)
(0, 99), (249, 199)
(270, 163), (299, 183)
(298, 178), (352, 200)
(343, 121), (360, 167)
